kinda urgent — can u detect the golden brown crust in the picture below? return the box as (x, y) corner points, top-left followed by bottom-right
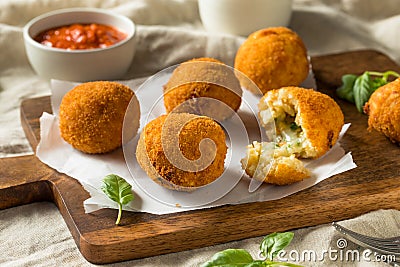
(163, 57), (242, 121)
(242, 86), (343, 186)
(289, 87), (344, 157)
(264, 157), (310, 185)
(364, 78), (400, 144)
(234, 27), (309, 94)
(262, 86), (344, 158)
(136, 130), (178, 190)
(135, 113), (227, 190)
(59, 81), (138, 154)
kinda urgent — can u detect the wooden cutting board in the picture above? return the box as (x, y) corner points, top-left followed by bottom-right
(1, 50), (400, 264)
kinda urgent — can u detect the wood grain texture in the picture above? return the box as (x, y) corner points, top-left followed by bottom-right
(0, 50), (399, 264)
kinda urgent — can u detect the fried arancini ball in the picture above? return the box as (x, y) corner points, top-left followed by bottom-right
(261, 87), (345, 158)
(163, 57), (242, 121)
(234, 27), (309, 95)
(364, 78), (400, 144)
(241, 86), (344, 185)
(136, 113), (227, 190)
(59, 81), (140, 154)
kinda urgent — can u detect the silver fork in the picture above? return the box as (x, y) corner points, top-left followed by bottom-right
(333, 222), (400, 266)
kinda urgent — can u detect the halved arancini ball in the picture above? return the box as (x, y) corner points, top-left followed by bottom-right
(241, 86), (344, 185)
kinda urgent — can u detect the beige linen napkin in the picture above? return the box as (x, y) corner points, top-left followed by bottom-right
(1, 203), (398, 266)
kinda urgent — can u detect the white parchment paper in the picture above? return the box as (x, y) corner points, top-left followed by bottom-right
(36, 77), (357, 215)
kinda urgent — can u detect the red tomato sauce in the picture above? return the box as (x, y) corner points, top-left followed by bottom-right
(34, 23), (127, 50)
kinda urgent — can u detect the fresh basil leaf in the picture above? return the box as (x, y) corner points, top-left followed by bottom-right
(337, 70), (400, 113)
(336, 74), (357, 103)
(102, 174), (134, 205)
(353, 72), (372, 113)
(101, 174), (134, 225)
(200, 249), (254, 267)
(369, 70), (400, 82)
(370, 77), (387, 92)
(259, 232), (294, 261)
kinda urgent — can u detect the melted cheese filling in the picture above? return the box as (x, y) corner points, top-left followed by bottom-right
(274, 113), (307, 157)
(243, 95), (314, 178)
(241, 141), (274, 180)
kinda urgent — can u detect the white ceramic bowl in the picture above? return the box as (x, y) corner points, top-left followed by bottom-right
(23, 8), (136, 82)
(198, 0), (293, 36)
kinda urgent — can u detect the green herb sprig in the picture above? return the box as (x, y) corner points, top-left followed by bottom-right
(200, 232), (302, 267)
(336, 70), (400, 113)
(101, 174), (134, 225)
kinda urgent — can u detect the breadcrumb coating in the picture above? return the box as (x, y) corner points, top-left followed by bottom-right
(163, 57), (242, 121)
(242, 86), (344, 185)
(364, 77), (400, 144)
(264, 155), (310, 185)
(136, 113), (227, 190)
(59, 81), (139, 154)
(261, 87), (345, 158)
(234, 27), (309, 94)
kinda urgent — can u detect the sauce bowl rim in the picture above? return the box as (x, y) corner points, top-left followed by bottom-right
(23, 7), (136, 54)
